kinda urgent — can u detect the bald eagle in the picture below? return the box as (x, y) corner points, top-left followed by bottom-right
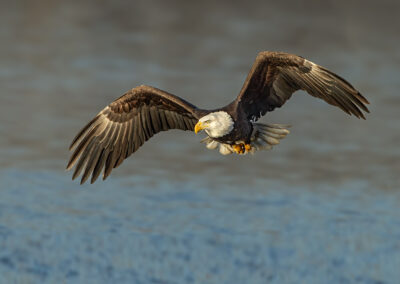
(67, 51), (369, 184)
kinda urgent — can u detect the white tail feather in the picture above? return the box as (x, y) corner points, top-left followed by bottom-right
(248, 123), (290, 154)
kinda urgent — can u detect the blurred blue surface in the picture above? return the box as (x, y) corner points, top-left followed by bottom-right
(1, 170), (399, 283)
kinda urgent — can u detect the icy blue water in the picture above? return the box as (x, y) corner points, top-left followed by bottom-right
(1, 0), (400, 283)
(1, 169), (400, 284)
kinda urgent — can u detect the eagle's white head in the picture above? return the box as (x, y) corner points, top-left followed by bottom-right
(194, 111), (234, 138)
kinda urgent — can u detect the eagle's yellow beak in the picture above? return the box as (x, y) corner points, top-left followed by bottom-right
(194, 121), (206, 134)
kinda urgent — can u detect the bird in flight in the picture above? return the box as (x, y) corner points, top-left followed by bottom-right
(67, 51), (369, 184)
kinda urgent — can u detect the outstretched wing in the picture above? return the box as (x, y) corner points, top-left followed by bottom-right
(67, 85), (200, 184)
(234, 51), (369, 121)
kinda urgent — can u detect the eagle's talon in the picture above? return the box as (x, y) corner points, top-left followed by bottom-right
(232, 144), (241, 154)
(232, 143), (247, 154)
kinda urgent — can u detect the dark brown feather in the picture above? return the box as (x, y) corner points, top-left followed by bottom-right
(69, 114), (101, 150)
(67, 85), (200, 183)
(234, 51), (369, 121)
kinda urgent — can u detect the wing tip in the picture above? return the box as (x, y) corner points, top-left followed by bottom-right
(353, 92), (370, 119)
(356, 91), (370, 105)
(69, 114), (102, 150)
(72, 170), (80, 181)
(80, 174), (90, 185)
(66, 162), (74, 171)
(346, 109), (367, 120)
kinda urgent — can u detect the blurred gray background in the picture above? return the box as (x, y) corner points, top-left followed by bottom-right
(0, 0), (399, 283)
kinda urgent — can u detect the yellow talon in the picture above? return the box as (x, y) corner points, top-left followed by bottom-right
(232, 144), (241, 154)
(244, 144), (251, 151)
(232, 143), (247, 154)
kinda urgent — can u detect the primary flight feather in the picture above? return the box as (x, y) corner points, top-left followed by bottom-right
(67, 51), (369, 184)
